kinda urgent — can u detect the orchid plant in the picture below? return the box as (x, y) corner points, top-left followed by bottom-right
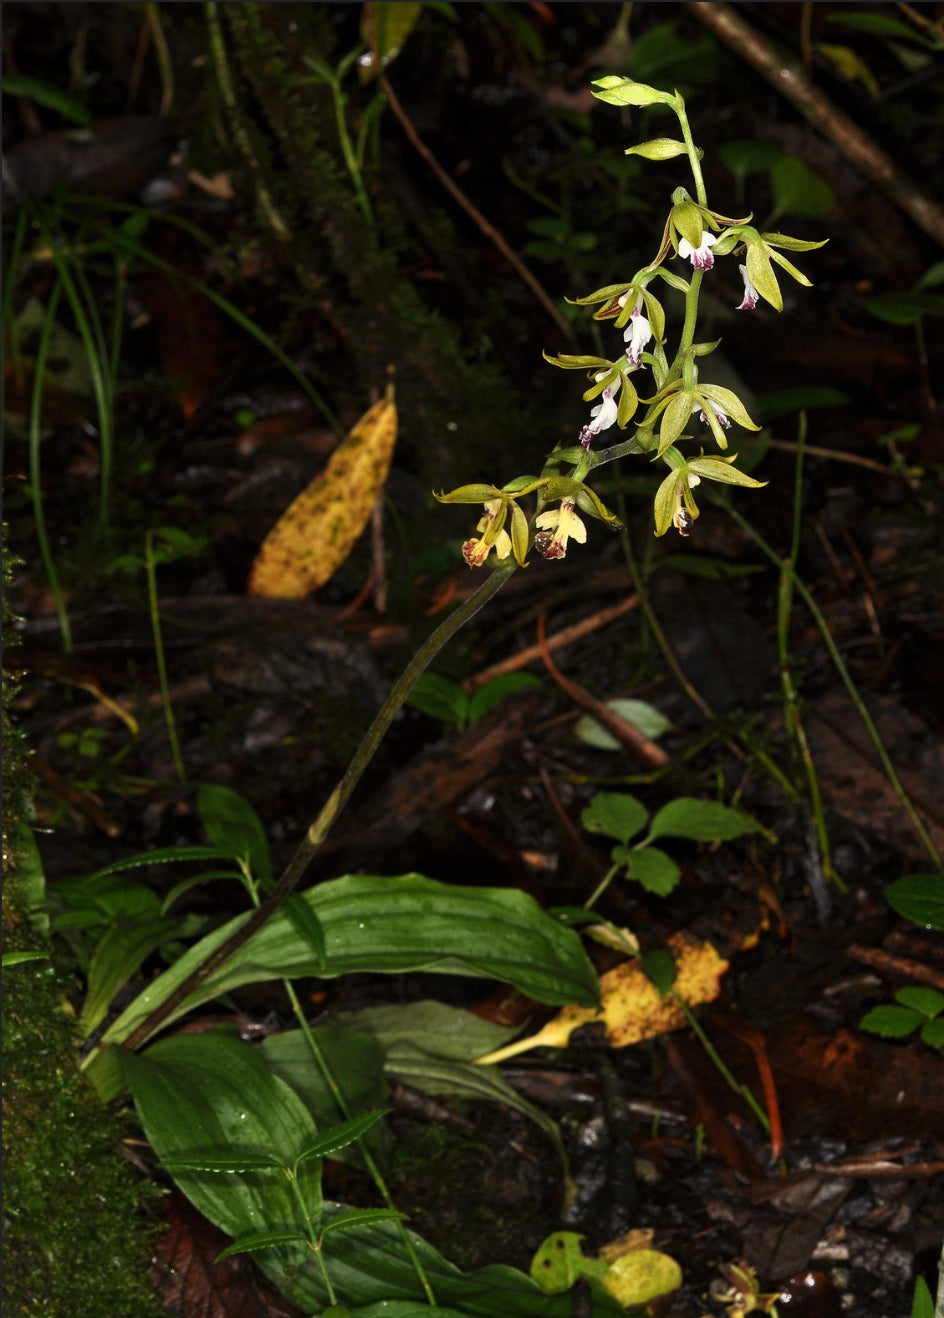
(437, 76), (825, 549)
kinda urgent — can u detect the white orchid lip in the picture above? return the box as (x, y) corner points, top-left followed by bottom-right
(623, 300), (653, 366)
(578, 383), (620, 447)
(736, 262), (759, 311)
(678, 232), (717, 270)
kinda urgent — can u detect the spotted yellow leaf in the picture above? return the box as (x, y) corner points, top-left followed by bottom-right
(248, 391), (397, 598)
(474, 931), (728, 1065)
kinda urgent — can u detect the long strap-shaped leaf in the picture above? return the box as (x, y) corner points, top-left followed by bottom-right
(117, 562), (517, 1054)
(85, 873), (598, 1097)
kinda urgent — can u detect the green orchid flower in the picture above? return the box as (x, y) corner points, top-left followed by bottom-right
(434, 481), (540, 568)
(543, 352), (641, 445)
(534, 477), (621, 559)
(640, 377), (761, 457)
(662, 189), (751, 271)
(720, 225), (829, 312)
(653, 450), (767, 537)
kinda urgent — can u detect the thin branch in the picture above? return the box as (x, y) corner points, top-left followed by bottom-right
(380, 71), (575, 343)
(463, 592), (639, 693)
(535, 612), (670, 771)
(689, 1), (944, 247)
(846, 943), (944, 993)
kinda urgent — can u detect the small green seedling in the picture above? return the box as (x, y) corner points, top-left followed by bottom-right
(406, 670), (540, 730)
(160, 1109), (402, 1310)
(860, 987), (944, 1050)
(859, 874), (944, 1050)
(581, 791), (761, 900)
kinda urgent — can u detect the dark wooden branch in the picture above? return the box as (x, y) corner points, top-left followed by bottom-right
(689, 2), (944, 248)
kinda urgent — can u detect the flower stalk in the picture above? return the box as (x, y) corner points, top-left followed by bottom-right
(438, 74), (825, 554)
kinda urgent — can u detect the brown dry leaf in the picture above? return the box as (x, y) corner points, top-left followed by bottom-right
(248, 391), (397, 599)
(475, 931), (729, 1065)
(154, 1190), (305, 1318)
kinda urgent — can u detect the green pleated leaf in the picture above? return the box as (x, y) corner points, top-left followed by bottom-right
(334, 1000), (520, 1062)
(119, 1029), (321, 1308)
(310, 1213), (627, 1316)
(295, 1110), (390, 1167)
(89, 875), (599, 1074)
(270, 1005), (568, 1174)
(321, 1209), (407, 1237)
(216, 1229), (308, 1261)
(70, 844), (240, 879)
(160, 1152), (287, 1174)
(120, 1030), (630, 1316)
(78, 914), (179, 1038)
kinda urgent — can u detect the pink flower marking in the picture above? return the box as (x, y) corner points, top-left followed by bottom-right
(678, 232), (717, 271)
(623, 302), (652, 367)
(736, 263), (759, 311)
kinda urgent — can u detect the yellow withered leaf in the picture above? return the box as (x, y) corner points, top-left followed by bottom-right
(474, 931), (728, 1066)
(248, 391), (397, 599)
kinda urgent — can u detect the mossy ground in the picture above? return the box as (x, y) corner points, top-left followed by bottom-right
(2, 529), (164, 1318)
(386, 1112), (559, 1275)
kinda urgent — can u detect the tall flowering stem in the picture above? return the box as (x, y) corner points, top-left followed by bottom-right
(441, 75), (825, 552)
(158, 78), (824, 1051)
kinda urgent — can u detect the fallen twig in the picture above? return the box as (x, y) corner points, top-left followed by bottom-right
(813, 1158), (944, 1179)
(463, 593), (640, 693)
(535, 612), (669, 771)
(845, 942), (944, 993)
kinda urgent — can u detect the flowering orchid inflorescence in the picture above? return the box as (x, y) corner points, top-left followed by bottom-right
(436, 75), (825, 557)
